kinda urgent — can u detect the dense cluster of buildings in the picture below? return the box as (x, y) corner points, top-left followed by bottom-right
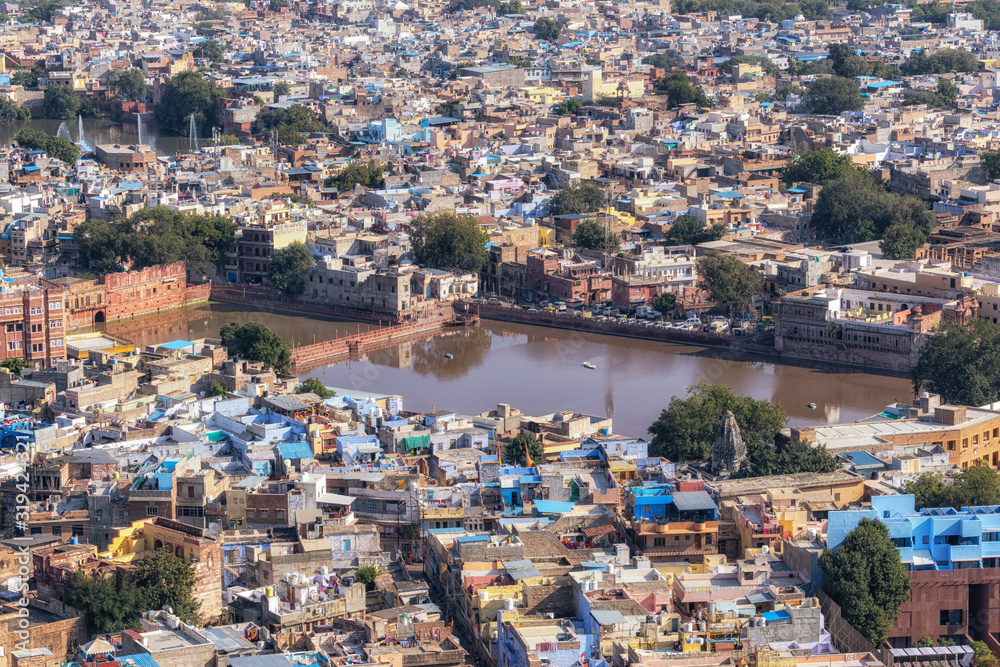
(5, 0), (1000, 667)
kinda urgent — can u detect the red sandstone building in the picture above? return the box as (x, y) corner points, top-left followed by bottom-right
(0, 283), (67, 368)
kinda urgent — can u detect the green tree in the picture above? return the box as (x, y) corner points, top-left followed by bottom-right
(499, 0), (525, 12)
(905, 465), (1000, 509)
(74, 207), (236, 275)
(773, 84), (805, 101)
(132, 548), (200, 623)
(65, 571), (146, 634)
(325, 161), (385, 190)
(108, 68), (147, 101)
(811, 170), (934, 245)
(296, 377), (335, 398)
(0, 97), (29, 121)
(356, 563), (380, 591)
(782, 148), (858, 186)
(666, 214), (726, 245)
(696, 251), (762, 316)
(554, 98), (586, 115)
(799, 0), (833, 18)
(273, 81), (291, 97)
(900, 49), (983, 76)
(572, 218), (620, 251)
(533, 17), (562, 41)
(252, 104), (326, 142)
(913, 319), (1000, 406)
(154, 71), (225, 136)
(42, 82), (80, 119)
(549, 181), (605, 215)
(191, 39), (225, 62)
(269, 0), (289, 9)
(653, 292), (677, 314)
(220, 322), (292, 373)
(15, 127), (80, 164)
(410, 211), (489, 272)
(434, 99), (462, 117)
(914, 637), (936, 648)
(731, 438), (840, 479)
(267, 241), (314, 298)
(647, 383), (787, 462)
(657, 72), (714, 108)
(880, 222), (928, 260)
(972, 641), (998, 667)
(728, 55), (780, 76)
(505, 433), (544, 466)
(218, 133), (240, 146)
(819, 518), (912, 647)
(12, 68), (44, 89)
(901, 472), (946, 509)
(645, 53), (681, 70)
(509, 57), (532, 68)
(982, 150), (1000, 180)
(207, 382), (228, 397)
(805, 76), (865, 115)
(0, 357), (31, 373)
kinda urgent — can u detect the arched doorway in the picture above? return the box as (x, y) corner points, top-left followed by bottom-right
(154, 540), (163, 550)
(175, 546), (184, 559)
(94, 311), (106, 324)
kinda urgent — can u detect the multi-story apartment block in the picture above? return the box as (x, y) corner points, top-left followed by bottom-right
(626, 482), (719, 563)
(829, 494), (1000, 648)
(0, 282), (67, 368)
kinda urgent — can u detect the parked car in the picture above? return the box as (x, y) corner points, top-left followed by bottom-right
(488, 297), (502, 305)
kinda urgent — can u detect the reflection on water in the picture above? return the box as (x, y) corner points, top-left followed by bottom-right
(0, 118), (191, 156)
(314, 321), (913, 438)
(80, 303), (376, 350)
(91, 303), (914, 438)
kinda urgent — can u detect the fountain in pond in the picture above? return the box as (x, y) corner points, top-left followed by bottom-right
(137, 113), (143, 146)
(76, 115), (90, 151)
(56, 122), (71, 140)
(188, 113), (199, 152)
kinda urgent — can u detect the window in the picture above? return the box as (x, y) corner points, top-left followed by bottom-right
(30, 323), (42, 333)
(247, 509), (255, 519)
(72, 525), (83, 537)
(940, 610), (963, 625)
(51, 526), (61, 536)
(188, 485), (195, 498)
(276, 510), (285, 521)
(653, 537), (665, 546)
(31, 343), (43, 353)
(48, 301), (60, 310)
(51, 339), (62, 348)
(260, 510), (269, 520)
(146, 506), (158, 516)
(984, 532), (1000, 542)
(50, 320), (62, 328)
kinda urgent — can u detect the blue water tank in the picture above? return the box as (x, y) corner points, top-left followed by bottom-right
(70, 536), (78, 545)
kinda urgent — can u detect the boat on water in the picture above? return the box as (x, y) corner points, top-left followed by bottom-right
(582, 362), (596, 369)
(444, 353), (454, 359)
(807, 403), (817, 409)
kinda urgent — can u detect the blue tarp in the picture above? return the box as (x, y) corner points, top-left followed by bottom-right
(157, 339), (196, 350)
(533, 500), (576, 514)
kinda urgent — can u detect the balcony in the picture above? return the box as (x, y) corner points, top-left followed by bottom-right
(948, 544), (982, 563)
(636, 520), (719, 535)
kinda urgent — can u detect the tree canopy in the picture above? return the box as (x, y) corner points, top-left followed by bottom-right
(296, 377), (335, 398)
(982, 150), (1000, 181)
(533, 17), (562, 40)
(666, 214), (726, 246)
(819, 518), (912, 647)
(828, 44), (897, 80)
(805, 76), (865, 115)
(645, 53), (682, 70)
(656, 72), (714, 108)
(108, 68), (147, 101)
(900, 49), (983, 75)
(647, 383), (787, 462)
(154, 71), (225, 137)
(901, 80), (957, 108)
(913, 318), (1000, 407)
(0, 97), (30, 121)
(325, 161), (385, 190)
(66, 547), (201, 634)
(902, 465), (1000, 510)
(653, 292), (677, 314)
(268, 241), (314, 298)
(42, 82), (84, 119)
(782, 148), (858, 186)
(15, 127), (80, 164)
(191, 39), (225, 62)
(220, 322), (292, 373)
(810, 169), (935, 251)
(549, 181), (605, 216)
(356, 563), (380, 590)
(696, 251), (763, 316)
(410, 211), (489, 272)
(252, 104), (327, 145)
(572, 219), (620, 251)
(554, 98), (588, 116)
(505, 433), (544, 466)
(73, 206), (236, 275)
(0, 357), (31, 373)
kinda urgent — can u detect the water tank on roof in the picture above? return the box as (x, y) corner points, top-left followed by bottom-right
(504, 598), (516, 610)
